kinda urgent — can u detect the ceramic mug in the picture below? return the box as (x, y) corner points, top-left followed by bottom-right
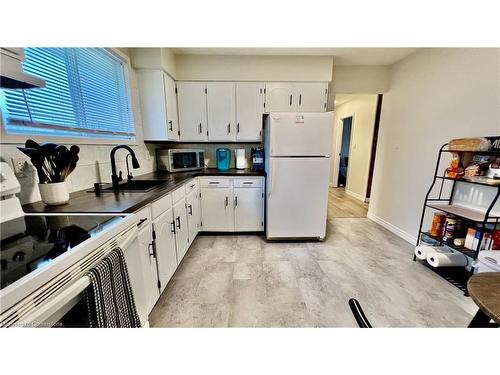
(38, 181), (69, 205)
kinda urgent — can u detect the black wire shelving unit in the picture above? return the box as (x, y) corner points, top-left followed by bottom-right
(414, 141), (500, 296)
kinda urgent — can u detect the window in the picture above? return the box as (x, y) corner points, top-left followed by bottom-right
(0, 48), (135, 140)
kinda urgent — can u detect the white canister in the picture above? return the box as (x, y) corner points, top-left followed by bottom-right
(38, 181), (70, 205)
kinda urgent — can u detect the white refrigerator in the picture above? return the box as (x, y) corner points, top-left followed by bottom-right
(265, 112), (334, 240)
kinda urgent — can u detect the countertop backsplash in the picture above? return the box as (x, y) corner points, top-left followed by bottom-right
(0, 143), (156, 205)
(160, 143), (260, 169)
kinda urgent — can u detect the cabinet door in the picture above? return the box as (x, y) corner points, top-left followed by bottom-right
(177, 82), (208, 141)
(173, 198), (190, 262)
(233, 188), (264, 231)
(200, 188), (234, 232)
(163, 73), (180, 140)
(206, 82), (236, 141)
(152, 208), (178, 293)
(186, 188), (201, 243)
(122, 234), (149, 326)
(236, 82), (264, 141)
(295, 82), (328, 112)
(265, 82), (295, 112)
(137, 70), (168, 141)
(137, 223), (159, 314)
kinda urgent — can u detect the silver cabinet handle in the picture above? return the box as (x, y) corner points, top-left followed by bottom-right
(299, 94), (302, 106)
(237, 123), (240, 133)
(227, 123), (231, 134)
(188, 204), (193, 215)
(209, 181), (219, 185)
(234, 196), (238, 207)
(225, 196), (228, 208)
(289, 94), (292, 106)
(199, 123), (202, 133)
(169, 120), (173, 131)
(176, 216), (181, 229)
(170, 221), (176, 234)
(148, 242), (156, 258)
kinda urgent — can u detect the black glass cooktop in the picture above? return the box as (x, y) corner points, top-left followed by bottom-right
(1, 215), (123, 289)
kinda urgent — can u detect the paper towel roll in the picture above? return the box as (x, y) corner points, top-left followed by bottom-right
(235, 149), (247, 169)
(426, 252), (468, 267)
(414, 246), (437, 260)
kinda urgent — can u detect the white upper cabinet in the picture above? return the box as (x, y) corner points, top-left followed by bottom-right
(164, 73), (180, 140)
(177, 82), (208, 141)
(294, 82), (328, 112)
(137, 70), (179, 141)
(265, 82), (328, 113)
(265, 82), (295, 112)
(206, 82), (236, 141)
(236, 82), (265, 141)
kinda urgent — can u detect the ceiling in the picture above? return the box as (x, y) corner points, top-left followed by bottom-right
(171, 48), (417, 66)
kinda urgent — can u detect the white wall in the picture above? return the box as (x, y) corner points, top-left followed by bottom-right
(0, 49), (156, 205)
(331, 95), (378, 201)
(368, 48), (500, 243)
(129, 48), (177, 78)
(332, 65), (391, 94)
(174, 54), (333, 82)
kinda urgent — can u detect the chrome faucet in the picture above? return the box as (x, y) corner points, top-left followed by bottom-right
(110, 145), (140, 189)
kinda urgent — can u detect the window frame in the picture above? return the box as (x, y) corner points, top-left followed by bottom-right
(0, 48), (139, 146)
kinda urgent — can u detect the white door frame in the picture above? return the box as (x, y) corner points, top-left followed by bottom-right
(332, 113), (355, 188)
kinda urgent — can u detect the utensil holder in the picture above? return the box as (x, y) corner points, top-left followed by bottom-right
(38, 181), (69, 205)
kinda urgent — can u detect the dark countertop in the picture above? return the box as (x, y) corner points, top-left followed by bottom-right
(23, 168), (265, 214)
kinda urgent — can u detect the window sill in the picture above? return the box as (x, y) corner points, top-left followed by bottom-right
(0, 131), (140, 146)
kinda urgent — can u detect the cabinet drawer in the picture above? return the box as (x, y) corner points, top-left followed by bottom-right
(199, 177), (231, 188)
(184, 178), (199, 195)
(172, 185), (186, 203)
(151, 193), (172, 219)
(233, 177), (263, 188)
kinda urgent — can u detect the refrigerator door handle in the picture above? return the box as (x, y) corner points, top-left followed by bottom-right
(268, 159), (276, 197)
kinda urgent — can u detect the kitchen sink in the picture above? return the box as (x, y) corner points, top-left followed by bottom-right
(93, 180), (166, 193)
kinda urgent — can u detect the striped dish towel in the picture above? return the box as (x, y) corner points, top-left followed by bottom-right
(83, 248), (141, 328)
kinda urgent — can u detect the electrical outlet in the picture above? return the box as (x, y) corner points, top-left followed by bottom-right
(11, 157), (28, 178)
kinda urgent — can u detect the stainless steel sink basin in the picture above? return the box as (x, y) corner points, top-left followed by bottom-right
(94, 180), (166, 193)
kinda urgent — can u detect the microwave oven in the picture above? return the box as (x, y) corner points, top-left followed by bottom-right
(157, 149), (205, 172)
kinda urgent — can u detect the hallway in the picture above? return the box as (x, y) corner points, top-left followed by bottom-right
(327, 187), (368, 219)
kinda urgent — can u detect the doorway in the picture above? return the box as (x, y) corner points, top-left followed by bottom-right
(337, 116), (353, 187)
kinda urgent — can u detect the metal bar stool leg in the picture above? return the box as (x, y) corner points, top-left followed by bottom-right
(348, 298), (373, 328)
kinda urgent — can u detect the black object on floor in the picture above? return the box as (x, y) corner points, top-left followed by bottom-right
(348, 298), (372, 328)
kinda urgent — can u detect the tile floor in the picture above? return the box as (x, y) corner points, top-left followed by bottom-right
(149, 218), (477, 327)
(328, 187), (369, 218)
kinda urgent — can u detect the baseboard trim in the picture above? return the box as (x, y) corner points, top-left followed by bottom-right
(345, 189), (365, 202)
(367, 212), (417, 245)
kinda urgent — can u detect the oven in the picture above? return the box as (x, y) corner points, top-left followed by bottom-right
(157, 149), (205, 172)
(0, 215), (147, 328)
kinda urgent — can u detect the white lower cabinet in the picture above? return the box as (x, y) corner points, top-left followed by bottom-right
(201, 187), (234, 231)
(137, 222), (159, 314)
(152, 208), (178, 293)
(233, 188), (264, 231)
(173, 198), (190, 262)
(200, 177), (264, 232)
(186, 188), (201, 243)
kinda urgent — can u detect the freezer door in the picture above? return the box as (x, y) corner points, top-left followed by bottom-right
(266, 157), (330, 239)
(267, 112), (334, 157)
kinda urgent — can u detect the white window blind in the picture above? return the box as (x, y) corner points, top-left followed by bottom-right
(0, 48), (135, 140)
